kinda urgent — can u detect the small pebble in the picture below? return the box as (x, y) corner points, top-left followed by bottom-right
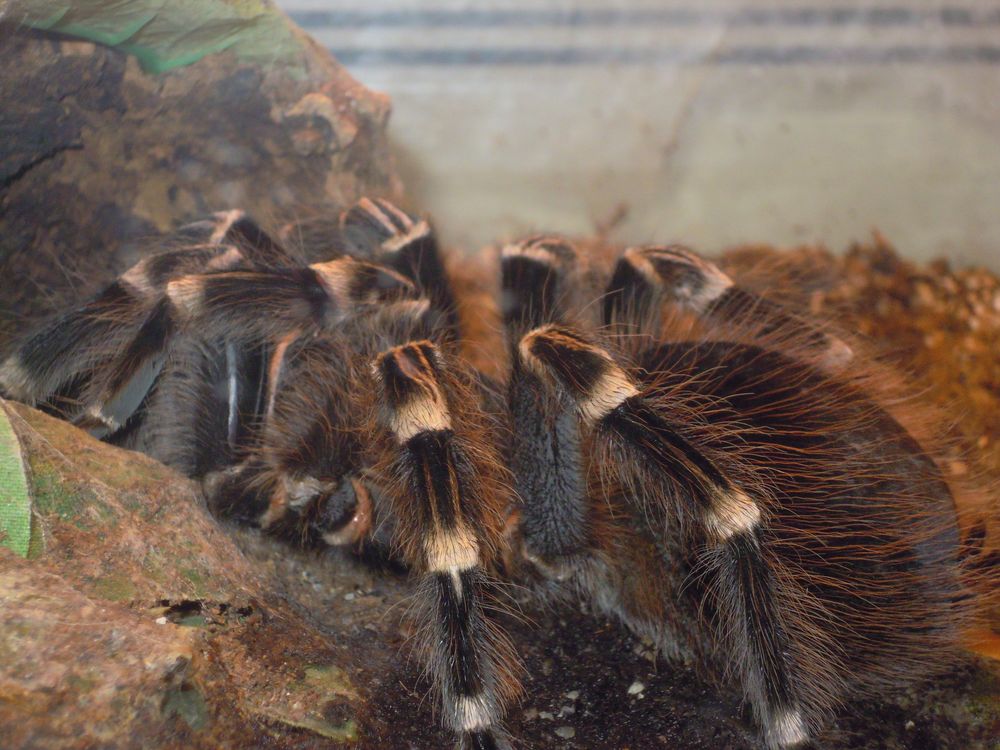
(558, 704), (575, 717)
(555, 726), (576, 739)
(344, 592), (355, 601)
(155, 616), (167, 625)
(539, 711), (554, 721)
(565, 690), (580, 701)
(905, 720), (915, 731)
(627, 680), (645, 696)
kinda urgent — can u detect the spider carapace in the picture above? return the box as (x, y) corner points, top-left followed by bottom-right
(1, 198), (990, 749)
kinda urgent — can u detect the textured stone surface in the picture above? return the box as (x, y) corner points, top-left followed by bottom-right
(0, 403), (368, 748)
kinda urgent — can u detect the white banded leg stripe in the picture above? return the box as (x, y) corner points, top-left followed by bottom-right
(455, 695), (493, 732)
(577, 366), (639, 423)
(426, 527), (480, 575)
(390, 391), (452, 442)
(705, 488), (761, 541)
(771, 708), (808, 747)
(382, 219), (431, 252)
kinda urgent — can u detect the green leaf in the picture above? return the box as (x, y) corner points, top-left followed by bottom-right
(0, 401), (33, 558)
(13, 0), (304, 74)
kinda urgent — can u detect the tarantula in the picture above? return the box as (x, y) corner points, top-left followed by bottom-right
(1, 198), (986, 749)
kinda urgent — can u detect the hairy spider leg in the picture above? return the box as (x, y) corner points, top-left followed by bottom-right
(604, 244), (853, 372)
(373, 341), (521, 750)
(164, 257), (414, 340)
(0, 212), (303, 435)
(341, 197), (462, 339)
(500, 236), (592, 574)
(0, 235), (250, 426)
(520, 325), (810, 749)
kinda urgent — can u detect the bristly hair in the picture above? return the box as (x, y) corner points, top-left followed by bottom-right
(7, 197), (994, 750)
(363, 340), (522, 744)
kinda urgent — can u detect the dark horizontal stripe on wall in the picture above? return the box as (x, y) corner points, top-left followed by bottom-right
(293, 7), (1000, 29)
(331, 45), (1000, 67)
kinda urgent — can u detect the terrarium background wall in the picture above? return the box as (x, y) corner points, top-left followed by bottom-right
(288, 0), (1000, 269)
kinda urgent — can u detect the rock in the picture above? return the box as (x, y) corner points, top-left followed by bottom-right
(0, 403), (374, 748)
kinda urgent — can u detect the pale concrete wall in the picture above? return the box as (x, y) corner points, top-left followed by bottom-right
(285, 0), (1000, 269)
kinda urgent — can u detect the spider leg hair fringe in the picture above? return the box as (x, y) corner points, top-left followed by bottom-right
(500, 236), (594, 575)
(519, 324), (809, 747)
(519, 314), (976, 749)
(368, 340), (521, 749)
(0, 212), (300, 432)
(341, 197), (462, 340)
(604, 243), (854, 373)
